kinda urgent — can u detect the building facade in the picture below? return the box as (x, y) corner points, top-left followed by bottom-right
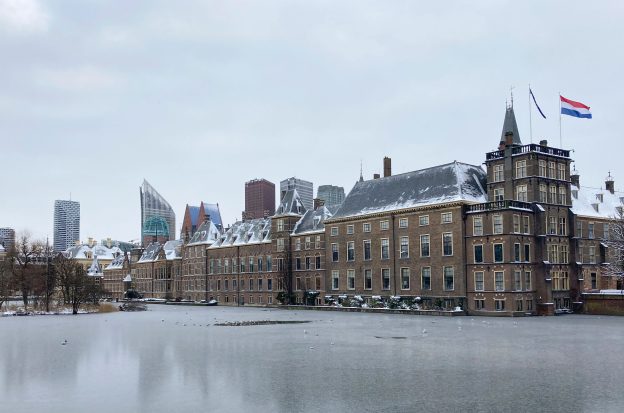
(317, 185), (345, 209)
(140, 180), (176, 246)
(181, 202), (222, 240)
(244, 179), (275, 220)
(53, 200), (80, 252)
(0, 227), (15, 251)
(280, 177), (313, 211)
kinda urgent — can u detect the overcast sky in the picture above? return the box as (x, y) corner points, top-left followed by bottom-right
(1, 0), (622, 243)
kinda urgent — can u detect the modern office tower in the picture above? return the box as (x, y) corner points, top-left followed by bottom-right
(53, 200), (80, 252)
(316, 185), (345, 208)
(0, 227), (15, 250)
(280, 177), (313, 211)
(244, 179), (275, 220)
(140, 180), (176, 246)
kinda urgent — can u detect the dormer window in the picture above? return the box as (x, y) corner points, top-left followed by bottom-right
(596, 194), (603, 203)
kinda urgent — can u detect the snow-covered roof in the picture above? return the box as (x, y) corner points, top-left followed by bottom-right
(570, 185), (624, 219)
(210, 218), (271, 248)
(164, 240), (182, 260)
(275, 189), (306, 216)
(292, 206), (335, 235)
(64, 244), (123, 260)
(87, 256), (102, 276)
(187, 220), (221, 245)
(105, 253), (127, 270)
(329, 161), (487, 221)
(138, 240), (182, 262)
(201, 202), (222, 227)
(123, 274), (132, 282)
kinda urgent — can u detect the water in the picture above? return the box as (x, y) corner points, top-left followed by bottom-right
(1, 306), (623, 412)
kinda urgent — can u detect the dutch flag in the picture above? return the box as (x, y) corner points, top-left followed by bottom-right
(560, 95), (592, 119)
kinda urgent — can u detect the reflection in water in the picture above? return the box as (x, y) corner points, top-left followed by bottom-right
(1, 307), (624, 412)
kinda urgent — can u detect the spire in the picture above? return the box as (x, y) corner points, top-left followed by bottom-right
(501, 105), (522, 146)
(359, 160), (364, 182)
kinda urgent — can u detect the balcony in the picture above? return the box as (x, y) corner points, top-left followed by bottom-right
(486, 144), (571, 161)
(466, 200), (533, 213)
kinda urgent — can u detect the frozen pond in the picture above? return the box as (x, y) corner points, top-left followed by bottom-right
(1, 305), (623, 412)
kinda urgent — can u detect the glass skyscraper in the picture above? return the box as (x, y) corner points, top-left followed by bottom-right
(53, 200), (80, 252)
(140, 180), (176, 246)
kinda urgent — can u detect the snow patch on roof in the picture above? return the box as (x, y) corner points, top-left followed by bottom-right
(210, 218), (271, 248)
(571, 185), (623, 219)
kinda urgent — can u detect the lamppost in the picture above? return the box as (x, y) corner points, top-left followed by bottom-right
(237, 245), (241, 306)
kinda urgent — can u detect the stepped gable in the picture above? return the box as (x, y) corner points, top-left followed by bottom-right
(330, 161), (487, 220)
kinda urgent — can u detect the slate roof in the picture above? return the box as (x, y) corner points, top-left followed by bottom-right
(275, 189), (306, 216)
(187, 220), (221, 245)
(292, 206), (334, 235)
(105, 253), (127, 270)
(64, 244), (123, 260)
(87, 256), (102, 276)
(188, 206), (200, 226)
(329, 161), (487, 221)
(201, 202), (222, 227)
(210, 218), (271, 248)
(571, 185), (624, 219)
(138, 240), (182, 262)
(501, 106), (522, 145)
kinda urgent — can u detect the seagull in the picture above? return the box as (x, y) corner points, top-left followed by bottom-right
(422, 329), (427, 334)
(61, 339), (68, 345)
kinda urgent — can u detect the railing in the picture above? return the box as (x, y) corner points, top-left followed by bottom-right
(466, 200), (533, 213)
(486, 144), (571, 160)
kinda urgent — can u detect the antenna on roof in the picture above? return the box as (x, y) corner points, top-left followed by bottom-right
(510, 85), (515, 108)
(359, 160), (364, 182)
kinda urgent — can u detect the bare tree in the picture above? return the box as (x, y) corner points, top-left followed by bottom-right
(276, 243), (294, 305)
(55, 254), (104, 314)
(8, 232), (45, 309)
(604, 209), (624, 288)
(0, 254), (12, 310)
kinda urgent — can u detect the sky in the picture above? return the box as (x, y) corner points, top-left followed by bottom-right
(1, 0), (623, 243)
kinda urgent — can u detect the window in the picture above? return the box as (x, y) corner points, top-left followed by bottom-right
(514, 270), (522, 291)
(495, 271), (504, 291)
(209, 259), (214, 274)
(560, 244), (568, 263)
(588, 223), (595, 239)
(295, 238), (301, 251)
(258, 278), (263, 290)
(267, 256), (272, 271)
(224, 279), (229, 291)
(548, 161), (555, 178)
(591, 272), (597, 289)
(474, 271), (484, 291)
(330, 227), (338, 236)
(444, 267), (454, 290)
(515, 160), (527, 178)
(552, 271), (570, 291)
(539, 184), (547, 203)
(524, 271), (531, 291)
(249, 257), (254, 272)
(604, 224), (610, 240)
(331, 271), (339, 290)
(539, 160), (546, 177)
(523, 216), (530, 234)
(381, 269), (390, 290)
(495, 299), (505, 311)
(315, 255), (321, 269)
(421, 267), (431, 290)
(558, 163), (566, 180)
(305, 237), (311, 249)
(577, 221), (583, 237)
(277, 238), (285, 251)
(331, 243), (339, 262)
(249, 278), (254, 291)
(315, 236), (321, 249)
(267, 278), (273, 290)
(380, 220), (389, 230)
(589, 246), (596, 264)
(524, 244), (530, 262)
(474, 245), (483, 263)
(419, 215), (429, 226)
(420, 235), (430, 257)
(516, 185), (527, 202)
(401, 268), (410, 290)
(515, 299), (523, 312)
(399, 218), (408, 228)
(526, 299), (533, 311)
(548, 216), (557, 235)
(494, 243), (504, 262)
(441, 212), (452, 223)
(493, 215), (503, 234)
(400, 236), (409, 258)
(473, 216), (483, 236)
(494, 164), (504, 182)
(363, 223), (371, 232)
(474, 299), (485, 310)
(277, 219), (284, 232)
(513, 215), (520, 233)
(558, 187), (566, 205)
(514, 243), (521, 262)
(364, 269), (372, 290)
(347, 270), (355, 290)
(381, 239), (389, 260)
(258, 257), (263, 272)
(346, 225), (354, 235)
(548, 244), (559, 263)
(494, 187), (504, 202)
(347, 241), (355, 261)
(363, 240), (371, 260)
(442, 233), (453, 256)
(550, 185), (557, 203)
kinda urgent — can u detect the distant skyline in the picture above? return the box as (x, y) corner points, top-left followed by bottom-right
(1, 0), (623, 242)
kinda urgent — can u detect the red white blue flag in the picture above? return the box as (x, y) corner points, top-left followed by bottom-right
(560, 95), (592, 119)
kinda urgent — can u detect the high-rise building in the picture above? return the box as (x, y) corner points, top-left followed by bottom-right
(54, 200), (80, 252)
(140, 180), (176, 246)
(0, 227), (15, 251)
(244, 179), (275, 220)
(280, 177), (313, 211)
(317, 185), (345, 208)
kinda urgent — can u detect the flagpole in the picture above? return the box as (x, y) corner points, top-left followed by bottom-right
(528, 84), (533, 143)
(559, 93), (562, 148)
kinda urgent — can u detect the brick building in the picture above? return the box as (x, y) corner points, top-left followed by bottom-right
(244, 179), (275, 220)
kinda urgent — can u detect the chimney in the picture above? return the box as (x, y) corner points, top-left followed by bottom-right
(383, 157), (392, 177)
(606, 172), (615, 194)
(505, 132), (513, 146)
(539, 139), (548, 146)
(373, 173), (380, 179)
(313, 198), (325, 210)
(570, 168), (580, 188)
